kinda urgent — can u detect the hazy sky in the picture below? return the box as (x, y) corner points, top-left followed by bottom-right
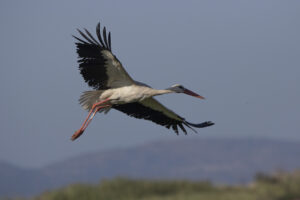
(0, 0), (299, 168)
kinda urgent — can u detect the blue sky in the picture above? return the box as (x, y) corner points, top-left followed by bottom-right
(0, 0), (299, 168)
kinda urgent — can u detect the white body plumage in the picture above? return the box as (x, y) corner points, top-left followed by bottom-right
(100, 85), (160, 104)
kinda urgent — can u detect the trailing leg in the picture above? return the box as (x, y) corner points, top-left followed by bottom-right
(71, 98), (110, 141)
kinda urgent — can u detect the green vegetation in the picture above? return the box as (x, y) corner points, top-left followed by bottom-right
(30, 170), (300, 200)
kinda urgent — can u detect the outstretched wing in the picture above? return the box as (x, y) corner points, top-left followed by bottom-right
(113, 97), (214, 134)
(73, 23), (135, 90)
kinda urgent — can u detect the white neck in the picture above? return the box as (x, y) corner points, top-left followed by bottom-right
(151, 89), (174, 97)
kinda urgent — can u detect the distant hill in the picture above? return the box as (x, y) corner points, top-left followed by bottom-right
(33, 171), (300, 200)
(0, 162), (43, 197)
(1, 138), (300, 197)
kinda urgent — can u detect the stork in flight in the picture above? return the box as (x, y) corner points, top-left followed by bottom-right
(71, 22), (214, 141)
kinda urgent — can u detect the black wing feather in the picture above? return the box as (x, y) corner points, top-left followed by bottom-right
(96, 23), (106, 47)
(172, 124), (179, 135)
(113, 102), (212, 134)
(84, 28), (100, 45)
(77, 29), (97, 45)
(113, 102), (184, 133)
(103, 27), (109, 49)
(72, 35), (89, 44)
(185, 121), (214, 128)
(108, 32), (111, 50)
(178, 123), (187, 135)
(73, 23), (117, 89)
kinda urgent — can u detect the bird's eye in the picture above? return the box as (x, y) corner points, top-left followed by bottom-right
(178, 86), (184, 89)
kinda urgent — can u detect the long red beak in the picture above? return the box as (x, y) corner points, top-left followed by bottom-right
(183, 89), (205, 99)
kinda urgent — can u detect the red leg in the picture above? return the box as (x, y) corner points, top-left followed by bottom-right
(71, 98), (110, 141)
(82, 105), (110, 131)
(79, 98), (111, 129)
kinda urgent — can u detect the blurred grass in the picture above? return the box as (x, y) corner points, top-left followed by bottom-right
(22, 170), (300, 200)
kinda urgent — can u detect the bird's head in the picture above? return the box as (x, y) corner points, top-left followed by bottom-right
(168, 84), (205, 99)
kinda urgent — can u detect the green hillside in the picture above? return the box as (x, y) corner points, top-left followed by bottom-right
(32, 171), (300, 200)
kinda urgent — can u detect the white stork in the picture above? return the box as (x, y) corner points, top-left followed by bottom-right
(71, 22), (214, 141)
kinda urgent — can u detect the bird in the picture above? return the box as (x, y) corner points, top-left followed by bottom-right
(71, 22), (214, 141)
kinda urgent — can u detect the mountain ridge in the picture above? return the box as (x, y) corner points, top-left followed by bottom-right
(1, 137), (300, 197)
